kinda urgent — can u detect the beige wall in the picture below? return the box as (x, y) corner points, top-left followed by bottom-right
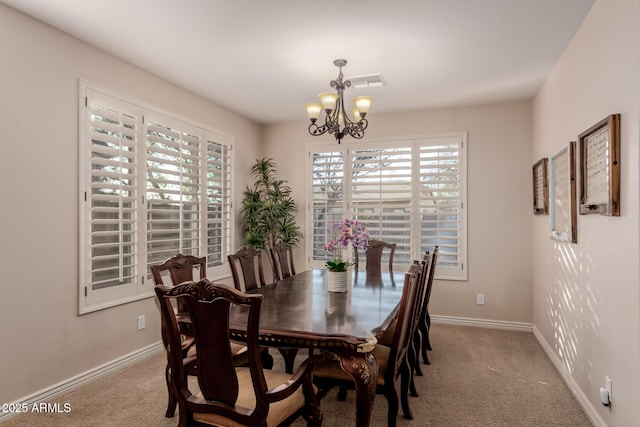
(4, 1), (639, 425)
(263, 101), (534, 324)
(532, 0), (640, 425)
(1, 4), (261, 404)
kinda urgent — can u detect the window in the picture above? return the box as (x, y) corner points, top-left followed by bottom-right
(79, 82), (233, 313)
(307, 133), (466, 280)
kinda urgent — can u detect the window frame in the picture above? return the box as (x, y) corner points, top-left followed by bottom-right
(78, 80), (234, 314)
(305, 132), (467, 281)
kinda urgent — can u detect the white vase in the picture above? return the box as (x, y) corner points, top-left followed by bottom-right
(327, 270), (349, 293)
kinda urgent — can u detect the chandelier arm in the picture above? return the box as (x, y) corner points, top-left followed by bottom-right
(308, 122), (329, 136)
(345, 119), (367, 139)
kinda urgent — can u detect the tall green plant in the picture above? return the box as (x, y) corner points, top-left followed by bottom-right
(241, 158), (302, 252)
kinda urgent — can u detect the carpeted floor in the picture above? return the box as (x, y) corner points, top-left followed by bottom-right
(1, 324), (592, 426)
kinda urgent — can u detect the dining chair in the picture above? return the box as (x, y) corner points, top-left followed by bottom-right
(379, 248), (436, 387)
(270, 242), (320, 372)
(407, 254), (431, 395)
(354, 239), (397, 272)
(228, 247), (267, 292)
(155, 280), (323, 427)
(229, 247), (303, 373)
(361, 255), (429, 398)
(418, 245), (439, 365)
(151, 254), (248, 417)
(150, 254), (205, 416)
(270, 242), (296, 281)
(312, 263), (422, 427)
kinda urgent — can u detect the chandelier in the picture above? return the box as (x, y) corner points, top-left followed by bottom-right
(305, 59), (372, 144)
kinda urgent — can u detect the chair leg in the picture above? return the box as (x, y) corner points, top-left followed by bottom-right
(261, 348), (274, 370)
(407, 341), (419, 397)
(400, 361), (414, 420)
(418, 314), (431, 365)
(177, 402), (189, 427)
(303, 376), (323, 427)
(426, 312), (433, 351)
(412, 332), (423, 376)
(384, 382), (400, 427)
(165, 362), (177, 417)
(337, 385), (348, 401)
(278, 348), (299, 374)
(422, 348), (431, 365)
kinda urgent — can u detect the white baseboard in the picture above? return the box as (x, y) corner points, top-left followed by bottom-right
(431, 314), (533, 332)
(0, 341), (164, 422)
(532, 326), (606, 427)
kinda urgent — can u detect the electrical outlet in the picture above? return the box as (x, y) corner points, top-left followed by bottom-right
(137, 315), (145, 331)
(477, 293), (485, 305)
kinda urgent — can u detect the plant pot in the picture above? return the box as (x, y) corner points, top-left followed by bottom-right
(326, 270), (349, 293)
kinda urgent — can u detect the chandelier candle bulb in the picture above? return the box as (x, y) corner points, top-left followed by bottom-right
(305, 103), (322, 122)
(353, 96), (372, 116)
(319, 92), (338, 112)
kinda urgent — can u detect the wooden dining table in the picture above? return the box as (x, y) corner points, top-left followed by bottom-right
(228, 268), (406, 427)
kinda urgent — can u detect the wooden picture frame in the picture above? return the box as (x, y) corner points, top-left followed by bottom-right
(532, 158), (549, 215)
(549, 142), (577, 243)
(578, 114), (620, 216)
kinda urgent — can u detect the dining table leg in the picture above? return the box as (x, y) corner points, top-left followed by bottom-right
(337, 351), (378, 427)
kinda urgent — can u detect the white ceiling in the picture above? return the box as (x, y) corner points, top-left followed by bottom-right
(4, 0), (595, 125)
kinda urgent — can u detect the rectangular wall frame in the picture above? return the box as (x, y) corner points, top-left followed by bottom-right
(578, 114), (620, 216)
(549, 141), (577, 243)
(533, 158), (549, 215)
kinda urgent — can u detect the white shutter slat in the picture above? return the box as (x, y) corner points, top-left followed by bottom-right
(205, 138), (231, 268)
(351, 145), (413, 265)
(84, 92), (141, 297)
(310, 149), (345, 261)
(146, 117), (203, 265)
(419, 138), (463, 273)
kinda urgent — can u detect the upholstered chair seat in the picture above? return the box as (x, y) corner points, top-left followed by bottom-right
(192, 368), (313, 427)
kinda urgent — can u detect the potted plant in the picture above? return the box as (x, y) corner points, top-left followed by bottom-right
(240, 158), (302, 276)
(323, 218), (369, 292)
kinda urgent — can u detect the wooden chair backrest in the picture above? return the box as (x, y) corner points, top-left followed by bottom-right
(227, 248), (266, 291)
(386, 263), (422, 382)
(410, 253), (432, 340)
(354, 239), (396, 272)
(150, 253), (206, 318)
(270, 243), (296, 281)
(150, 253), (206, 286)
(155, 281), (267, 426)
(424, 246), (439, 309)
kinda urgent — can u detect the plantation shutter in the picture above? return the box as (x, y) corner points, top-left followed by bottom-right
(145, 114), (203, 267)
(307, 133), (466, 280)
(80, 82), (235, 313)
(310, 149), (346, 262)
(81, 89), (143, 308)
(205, 135), (232, 268)
(418, 136), (464, 279)
(350, 143), (413, 265)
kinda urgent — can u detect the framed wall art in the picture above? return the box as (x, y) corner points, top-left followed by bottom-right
(549, 142), (577, 243)
(578, 114), (620, 216)
(532, 158), (548, 215)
